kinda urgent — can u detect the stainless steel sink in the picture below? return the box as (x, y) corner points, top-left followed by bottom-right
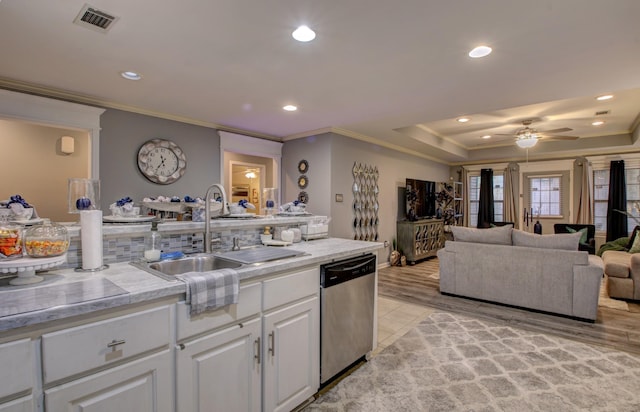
(131, 253), (243, 281)
(215, 247), (306, 265)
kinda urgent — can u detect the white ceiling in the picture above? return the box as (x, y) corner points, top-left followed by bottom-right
(1, 0), (640, 164)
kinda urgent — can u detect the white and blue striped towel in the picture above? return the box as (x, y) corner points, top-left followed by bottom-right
(177, 268), (239, 316)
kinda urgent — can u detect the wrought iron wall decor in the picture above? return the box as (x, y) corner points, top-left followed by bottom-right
(352, 162), (380, 241)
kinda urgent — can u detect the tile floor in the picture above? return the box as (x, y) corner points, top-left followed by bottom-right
(372, 295), (434, 356)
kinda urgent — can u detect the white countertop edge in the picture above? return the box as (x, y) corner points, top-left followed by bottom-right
(0, 238), (382, 332)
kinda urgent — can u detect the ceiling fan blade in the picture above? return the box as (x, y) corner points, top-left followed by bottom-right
(493, 133), (516, 136)
(539, 127), (572, 134)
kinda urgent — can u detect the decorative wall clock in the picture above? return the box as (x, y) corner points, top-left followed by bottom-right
(137, 139), (187, 184)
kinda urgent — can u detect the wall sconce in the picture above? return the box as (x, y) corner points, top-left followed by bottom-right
(61, 136), (75, 155)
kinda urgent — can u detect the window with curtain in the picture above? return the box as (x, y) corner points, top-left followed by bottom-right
(469, 174), (504, 227)
(593, 168), (640, 232)
(528, 175), (562, 217)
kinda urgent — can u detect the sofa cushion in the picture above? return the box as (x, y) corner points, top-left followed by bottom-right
(629, 232), (640, 253)
(602, 250), (631, 278)
(626, 225), (640, 250)
(512, 230), (581, 250)
(450, 225), (512, 245)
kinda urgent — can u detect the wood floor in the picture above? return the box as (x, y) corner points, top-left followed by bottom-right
(378, 257), (640, 355)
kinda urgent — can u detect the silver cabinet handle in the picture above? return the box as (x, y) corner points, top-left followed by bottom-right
(254, 337), (261, 364)
(107, 339), (126, 349)
(268, 331), (275, 357)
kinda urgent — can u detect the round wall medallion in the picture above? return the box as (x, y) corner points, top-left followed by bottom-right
(137, 139), (187, 184)
(298, 159), (309, 174)
(297, 175), (309, 189)
(298, 191), (309, 204)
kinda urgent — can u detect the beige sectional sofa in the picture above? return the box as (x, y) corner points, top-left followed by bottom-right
(602, 251), (640, 300)
(437, 225), (604, 321)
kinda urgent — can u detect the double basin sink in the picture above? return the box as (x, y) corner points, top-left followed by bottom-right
(132, 247), (306, 281)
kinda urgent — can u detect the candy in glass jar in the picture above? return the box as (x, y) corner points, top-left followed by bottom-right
(0, 222), (23, 259)
(24, 220), (70, 258)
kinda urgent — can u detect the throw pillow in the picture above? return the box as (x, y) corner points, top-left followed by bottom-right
(566, 227), (589, 246)
(629, 232), (640, 253)
(512, 229), (581, 250)
(626, 225), (640, 250)
(451, 225), (513, 245)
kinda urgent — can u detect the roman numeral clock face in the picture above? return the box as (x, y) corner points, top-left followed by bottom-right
(137, 139), (187, 184)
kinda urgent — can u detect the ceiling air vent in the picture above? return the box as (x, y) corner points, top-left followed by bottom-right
(73, 4), (119, 33)
(595, 110), (610, 116)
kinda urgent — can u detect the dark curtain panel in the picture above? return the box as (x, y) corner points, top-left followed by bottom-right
(477, 168), (494, 228)
(606, 160), (627, 241)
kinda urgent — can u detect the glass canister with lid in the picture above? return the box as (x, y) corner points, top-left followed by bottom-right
(24, 220), (70, 258)
(0, 221), (23, 259)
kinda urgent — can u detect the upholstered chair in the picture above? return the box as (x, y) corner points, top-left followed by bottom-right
(553, 223), (596, 254)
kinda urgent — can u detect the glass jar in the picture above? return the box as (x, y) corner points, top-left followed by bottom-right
(24, 220), (70, 258)
(0, 222), (23, 259)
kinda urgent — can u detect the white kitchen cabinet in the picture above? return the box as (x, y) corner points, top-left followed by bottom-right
(0, 338), (34, 402)
(44, 350), (172, 412)
(263, 296), (319, 412)
(176, 317), (261, 412)
(42, 305), (171, 384)
(0, 396), (35, 412)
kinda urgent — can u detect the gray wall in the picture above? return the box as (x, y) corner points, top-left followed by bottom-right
(282, 134), (332, 217)
(329, 134), (450, 250)
(283, 132), (450, 262)
(100, 109), (221, 206)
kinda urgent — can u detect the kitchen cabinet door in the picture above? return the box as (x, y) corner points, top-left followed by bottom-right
(176, 317), (261, 412)
(263, 296), (319, 412)
(44, 350), (172, 412)
(0, 396), (35, 412)
(0, 338), (34, 401)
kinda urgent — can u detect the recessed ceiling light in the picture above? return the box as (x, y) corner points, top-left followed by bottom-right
(596, 94), (613, 101)
(592, 120), (605, 126)
(457, 117), (470, 123)
(120, 71), (142, 81)
(482, 135), (491, 139)
(468, 45), (492, 58)
(283, 105), (298, 111)
(292, 25), (316, 42)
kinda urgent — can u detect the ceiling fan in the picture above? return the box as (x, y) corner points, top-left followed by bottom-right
(495, 120), (579, 148)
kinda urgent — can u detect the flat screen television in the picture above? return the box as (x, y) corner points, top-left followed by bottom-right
(405, 178), (436, 220)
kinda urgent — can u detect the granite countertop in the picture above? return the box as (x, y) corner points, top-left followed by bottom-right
(0, 238), (383, 333)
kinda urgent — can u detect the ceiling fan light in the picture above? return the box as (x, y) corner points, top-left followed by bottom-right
(516, 138), (538, 148)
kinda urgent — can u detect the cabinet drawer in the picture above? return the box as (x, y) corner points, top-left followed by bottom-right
(263, 267), (319, 311)
(176, 281), (262, 341)
(42, 305), (171, 384)
(0, 339), (33, 399)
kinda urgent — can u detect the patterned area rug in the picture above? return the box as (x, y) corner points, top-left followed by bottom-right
(305, 311), (640, 411)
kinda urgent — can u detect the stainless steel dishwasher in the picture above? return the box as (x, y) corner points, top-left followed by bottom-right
(320, 253), (376, 386)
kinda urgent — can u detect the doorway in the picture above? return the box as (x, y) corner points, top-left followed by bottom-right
(230, 162), (265, 215)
